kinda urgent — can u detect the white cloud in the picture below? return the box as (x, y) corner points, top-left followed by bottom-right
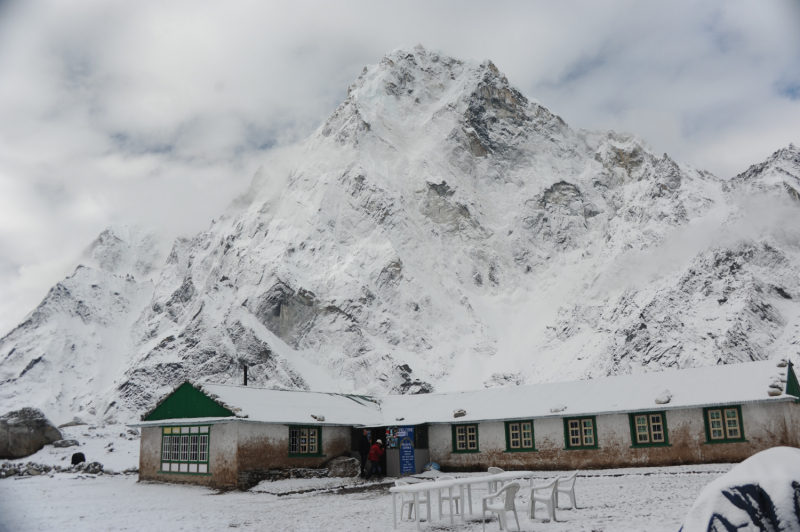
(0, 0), (798, 334)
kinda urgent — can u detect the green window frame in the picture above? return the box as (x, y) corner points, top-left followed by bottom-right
(288, 426), (324, 457)
(628, 411), (671, 448)
(504, 420), (537, 452)
(563, 416), (598, 449)
(703, 405), (747, 444)
(160, 425), (211, 475)
(451, 424), (480, 453)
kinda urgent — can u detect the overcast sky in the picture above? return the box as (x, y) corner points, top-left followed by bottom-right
(0, 0), (798, 335)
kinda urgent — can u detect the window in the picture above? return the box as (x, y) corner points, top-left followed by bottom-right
(703, 406), (746, 443)
(288, 426), (323, 457)
(563, 417), (598, 449)
(628, 412), (670, 447)
(504, 420), (536, 452)
(451, 424), (479, 453)
(160, 426), (210, 474)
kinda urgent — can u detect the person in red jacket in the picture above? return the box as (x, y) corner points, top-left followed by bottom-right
(364, 439), (384, 480)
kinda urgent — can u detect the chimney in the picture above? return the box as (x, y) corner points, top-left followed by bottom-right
(243, 365), (248, 386)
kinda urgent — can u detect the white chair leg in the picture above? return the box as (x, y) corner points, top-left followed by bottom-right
(513, 508), (520, 531)
(499, 511), (506, 530)
(482, 508), (486, 532)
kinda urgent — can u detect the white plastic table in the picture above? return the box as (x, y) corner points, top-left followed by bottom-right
(389, 471), (535, 529)
(460, 471), (534, 517)
(390, 479), (457, 530)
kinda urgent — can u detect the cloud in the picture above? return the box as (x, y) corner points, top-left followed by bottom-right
(0, 0), (798, 333)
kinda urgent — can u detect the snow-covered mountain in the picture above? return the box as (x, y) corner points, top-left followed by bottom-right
(1, 46), (799, 425)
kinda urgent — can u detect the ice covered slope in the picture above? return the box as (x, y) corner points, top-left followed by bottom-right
(109, 46), (800, 418)
(2, 47), (799, 424)
(0, 225), (160, 425)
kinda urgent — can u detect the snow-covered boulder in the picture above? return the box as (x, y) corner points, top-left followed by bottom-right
(0, 407), (62, 459)
(680, 447), (800, 531)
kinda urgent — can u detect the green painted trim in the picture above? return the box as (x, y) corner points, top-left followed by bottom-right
(503, 420), (537, 452)
(786, 362), (800, 402)
(451, 423), (480, 454)
(563, 416), (599, 450)
(702, 405), (747, 443)
(145, 382), (235, 421)
(287, 425), (324, 458)
(628, 411), (671, 448)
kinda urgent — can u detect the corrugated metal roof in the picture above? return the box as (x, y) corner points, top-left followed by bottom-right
(132, 359), (796, 427)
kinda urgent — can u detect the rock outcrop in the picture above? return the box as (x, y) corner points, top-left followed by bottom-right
(0, 408), (62, 459)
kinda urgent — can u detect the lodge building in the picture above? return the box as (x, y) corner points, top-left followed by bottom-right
(130, 359), (800, 489)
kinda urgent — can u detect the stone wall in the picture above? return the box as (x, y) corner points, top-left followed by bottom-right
(429, 401), (800, 471)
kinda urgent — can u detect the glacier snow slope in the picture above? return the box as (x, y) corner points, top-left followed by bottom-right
(1, 46), (799, 424)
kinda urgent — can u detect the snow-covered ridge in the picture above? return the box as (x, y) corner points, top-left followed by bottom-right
(1, 46), (799, 425)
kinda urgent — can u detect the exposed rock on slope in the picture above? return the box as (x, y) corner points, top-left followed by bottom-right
(1, 47), (799, 423)
(0, 407), (62, 459)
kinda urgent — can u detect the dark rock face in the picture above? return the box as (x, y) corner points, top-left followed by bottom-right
(0, 408), (62, 459)
(326, 456), (360, 478)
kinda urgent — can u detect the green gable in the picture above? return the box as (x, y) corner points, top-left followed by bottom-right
(145, 382), (236, 421)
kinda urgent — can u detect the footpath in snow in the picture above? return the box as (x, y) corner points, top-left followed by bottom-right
(0, 463), (732, 531)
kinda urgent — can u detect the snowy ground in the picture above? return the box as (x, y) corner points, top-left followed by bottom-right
(0, 463), (731, 531)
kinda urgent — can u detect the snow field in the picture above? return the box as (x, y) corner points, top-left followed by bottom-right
(0, 463), (732, 531)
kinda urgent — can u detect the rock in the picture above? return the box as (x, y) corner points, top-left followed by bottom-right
(26, 468), (41, 476)
(71, 452), (86, 465)
(53, 439), (79, 448)
(0, 408), (62, 459)
(85, 462), (103, 474)
(326, 456), (360, 478)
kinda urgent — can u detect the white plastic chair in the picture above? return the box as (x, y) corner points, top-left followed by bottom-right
(488, 467), (505, 491)
(395, 480), (428, 521)
(529, 477), (558, 522)
(482, 481), (521, 532)
(557, 471), (578, 509)
(436, 475), (463, 517)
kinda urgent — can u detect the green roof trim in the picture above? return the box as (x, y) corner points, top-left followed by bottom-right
(144, 382), (236, 421)
(787, 362), (800, 403)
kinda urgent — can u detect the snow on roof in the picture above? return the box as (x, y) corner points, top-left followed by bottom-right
(198, 385), (384, 426)
(135, 360), (796, 427)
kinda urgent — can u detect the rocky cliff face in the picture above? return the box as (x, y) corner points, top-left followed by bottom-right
(1, 47), (799, 423)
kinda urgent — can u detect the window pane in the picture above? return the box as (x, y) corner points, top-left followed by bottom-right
(181, 435), (189, 461)
(582, 419), (594, 445)
(650, 415), (664, 442)
(162, 436), (171, 461)
(190, 435), (199, 461)
(569, 420), (581, 446)
(635, 416), (650, 443)
(509, 423), (520, 448)
(725, 409), (740, 439)
(308, 429), (318, 454)
(300, 428), (308, 453)
(199, 435), (208, 462)
(456, 426), (466, 450)
(171, 434), (181, 461)
(290, 428), (299, 453)
(467, 426), (477, 450)
(709, 410), (724, 439)
(522, 423), (533, 448)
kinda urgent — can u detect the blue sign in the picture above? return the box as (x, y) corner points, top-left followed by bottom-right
(399, 426), (415, 475)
